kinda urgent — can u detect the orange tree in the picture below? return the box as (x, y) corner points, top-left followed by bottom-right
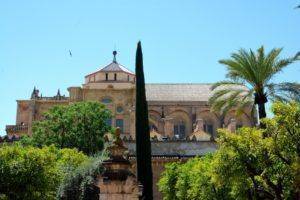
(159, 102), (300, 199)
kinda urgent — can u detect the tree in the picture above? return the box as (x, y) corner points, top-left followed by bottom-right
(158, 162), (180, 200)
(135, 41), (153, 199)
(30, 101), (111, 155)
(214, 102), (300, 199)
(158, 102), (300, 199)
(158, 155), (232, 200)
(0, 144), (88, 200)
(209, 46), (299, 124)
(57, 154), (106, 200)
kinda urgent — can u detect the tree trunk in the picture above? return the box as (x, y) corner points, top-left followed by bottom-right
(135, 41), (153, 200)
(255, 90), (267, 129)
(258, 103), (266, 129)
(258, 103), (266, 119)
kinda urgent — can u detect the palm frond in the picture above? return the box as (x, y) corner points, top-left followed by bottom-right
(209, 84), (252, 117)
(208, 89), (233, 105)
(210, 80), (245, 90)
(227, 49), (258, 84)
(294, 51), (300, 60)
(266, 82), (300, 102)
(272, 58), (294, 75)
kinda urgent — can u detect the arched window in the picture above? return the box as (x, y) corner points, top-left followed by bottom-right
(116, 119), (124, 133)
(174, 121), (186, 139)
(116, 106), (124, 113)
(149, 123), (158, 131)
(203, 123), (213, 136)
(101, 97), (112, 104)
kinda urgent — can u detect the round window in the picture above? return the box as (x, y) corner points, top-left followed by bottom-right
(101, 98), (112, 104)
(116, 106), (124, 113)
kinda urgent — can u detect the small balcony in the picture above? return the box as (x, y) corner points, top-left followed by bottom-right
(6, 124), (29, 135)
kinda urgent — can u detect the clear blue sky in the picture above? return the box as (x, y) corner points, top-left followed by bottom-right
(1, 0), (299, 135)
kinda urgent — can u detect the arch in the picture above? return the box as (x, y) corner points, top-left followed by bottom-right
(149, 118), (158, 132)
(148, 110), (163, 133)
(224, 110), (253, 128)
(169, 110), (192, 139)
(169, 108), (190, 117)
(149, 110), (162, 121)
(197, 111), (220, 138)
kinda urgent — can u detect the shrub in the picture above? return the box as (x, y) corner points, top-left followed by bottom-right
(0, 144), (88, 200)
(57, 153), (107, 200)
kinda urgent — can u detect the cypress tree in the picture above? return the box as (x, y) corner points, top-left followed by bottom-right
(135, 41), (153, 199)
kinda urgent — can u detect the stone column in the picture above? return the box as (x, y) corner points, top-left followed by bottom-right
(228, 118), (237, 132)
(27, 100), (36, 136)
(68, 87), (83, 102)
(194, 118), (204, 132)
(129, 105), (135, 138)
(164, 119), (173, 137)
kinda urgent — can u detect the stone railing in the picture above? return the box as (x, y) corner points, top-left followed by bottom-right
(121, 135), (214, 142)
(5, 124), (28, 134)
(124, 140), (217, 158)
(32, 96), (69, 101)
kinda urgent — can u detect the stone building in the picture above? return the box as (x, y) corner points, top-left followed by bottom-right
(6, 51), (256, 199)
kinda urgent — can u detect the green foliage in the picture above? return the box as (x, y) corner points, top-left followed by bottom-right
(0, 145), (88, 200)
(57, 153), (106, 200)
(209, 46), (299, 120)
(29, 101), (111, 155)
(158, 162), (180, 200)
(158, 155), (232, 200)
(159, 102), (300, 199)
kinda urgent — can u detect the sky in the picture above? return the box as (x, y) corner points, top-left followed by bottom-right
(0, 0), (299, 135)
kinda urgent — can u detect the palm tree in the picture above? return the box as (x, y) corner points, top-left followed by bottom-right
(209, 46), (300, 126)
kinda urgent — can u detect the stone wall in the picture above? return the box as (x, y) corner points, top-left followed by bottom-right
(125, 140), (217, 199)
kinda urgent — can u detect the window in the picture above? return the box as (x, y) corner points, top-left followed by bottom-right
(127, 75), (130, 81)
(105, 73), (108, 81)
(105, 118), (112, 126)
(149, 124), (158, 131)
(116, 106), (124, 113)
(101, 98), (112, 104)
(114, 73), (117, 81)
(174, 124), (185, 139)
(116, 119), (124, 133)
(204, 124), (213, 135)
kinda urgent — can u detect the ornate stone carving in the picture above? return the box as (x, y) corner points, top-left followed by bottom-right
(96, 128), (142, 200)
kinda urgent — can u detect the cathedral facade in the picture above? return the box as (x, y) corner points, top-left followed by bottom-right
(6, 51), (255, 139)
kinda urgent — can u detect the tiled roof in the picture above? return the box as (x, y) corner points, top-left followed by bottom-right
(86, 62), (135, 77)
(100, 62), (134, 75)
(145, 83), (213, 102)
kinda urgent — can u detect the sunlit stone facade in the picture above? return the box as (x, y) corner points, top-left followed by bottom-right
(6, 51), (255, 139)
